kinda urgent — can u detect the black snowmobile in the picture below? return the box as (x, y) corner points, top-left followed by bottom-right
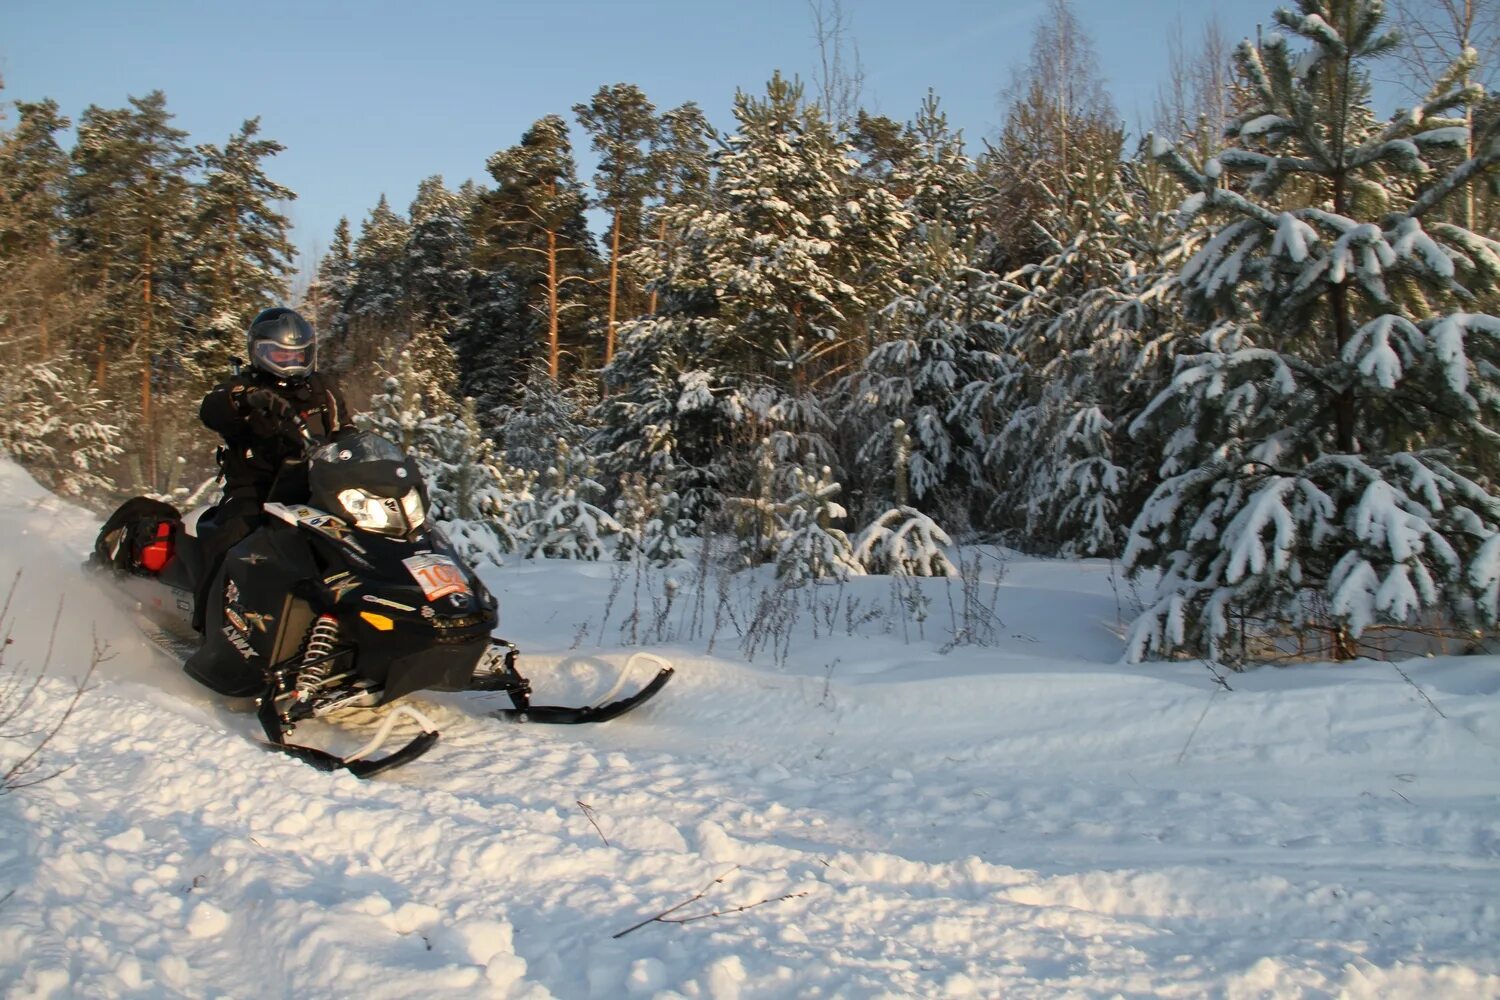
(89, 427), (672, 777)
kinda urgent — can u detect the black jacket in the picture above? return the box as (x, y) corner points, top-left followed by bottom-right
(200, 370), (353, 497)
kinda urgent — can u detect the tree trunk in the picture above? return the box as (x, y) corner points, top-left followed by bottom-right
(648, 215), (668, 316)
(605, 210), (622, 365)
(141, 227), (156, 488)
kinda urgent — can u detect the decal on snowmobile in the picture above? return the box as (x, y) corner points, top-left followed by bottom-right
(326, 575), (360, 602)
(222, 624), (259, 659)
(225, 606), (250, 634)
(307, 514), (357, 544)
(266, 501), (369, 554)
(402, 554), (470, 601)
(225, 579), (241, 604)
(239, 552), (267, 565)
(243, 611), (274, 632)
(362, 594), (416, 612)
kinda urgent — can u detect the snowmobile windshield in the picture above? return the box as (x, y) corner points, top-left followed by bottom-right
(309, 432), (427, 537)
(311, 433), (406, 467)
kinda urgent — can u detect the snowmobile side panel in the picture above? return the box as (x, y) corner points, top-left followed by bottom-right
(185, 523), (320, 698)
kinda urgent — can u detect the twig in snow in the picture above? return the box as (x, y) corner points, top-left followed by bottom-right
(577, 799), (609, 846)
(1176, 687), (1223, 766)
(1200, 658), (1234, 692)
(611, 865), (808, 938)
(1390, 661), (1446, 719)
(0, 889), (13, 909)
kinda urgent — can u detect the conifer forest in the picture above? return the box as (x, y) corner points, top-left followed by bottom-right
(5, 0), (1500, 665)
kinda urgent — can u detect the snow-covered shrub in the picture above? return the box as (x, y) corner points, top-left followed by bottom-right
(855, 507), (957, 577)
(0, 362), (122, 500)
(774, 460), (864, 584)
(520, 488), (621, 561)
(517, 441), (620, 561)
(614, 473), (692, 566)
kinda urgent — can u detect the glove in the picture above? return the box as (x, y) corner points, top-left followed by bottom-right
(240, 388), (297, 439)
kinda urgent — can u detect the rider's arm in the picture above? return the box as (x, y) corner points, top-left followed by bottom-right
(316, 375), (356, 435)
(200, 381), (250, 440)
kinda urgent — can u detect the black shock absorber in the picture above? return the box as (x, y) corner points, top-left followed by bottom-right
(296, 614), (341, 700)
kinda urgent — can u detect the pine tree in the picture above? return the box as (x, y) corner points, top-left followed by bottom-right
(642, 102), (713, 316)
(341, 195), (411, 396)
(984, 0), (1118, 272)
(0, 98), (77, 362)
(191, 117), (297, 374)
(405, 175), (471, 330)
(1126, 0), (1500, 662)
(66, 92), (198, 488)
(478, 115), (597, 380)
(308, 216), (354, 347)
(575, 83), (658, 365)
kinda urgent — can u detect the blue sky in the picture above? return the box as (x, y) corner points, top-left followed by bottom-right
(3, 0), (1269, 272)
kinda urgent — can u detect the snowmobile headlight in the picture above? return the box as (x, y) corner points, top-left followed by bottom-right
(337, 488), (404, 536)
(400, 488), (426, 531)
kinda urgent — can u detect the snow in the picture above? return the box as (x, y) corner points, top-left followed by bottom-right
(3, 458), (1500, 998)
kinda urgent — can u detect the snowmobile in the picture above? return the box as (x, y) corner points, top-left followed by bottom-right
(88, 425), (672, 778)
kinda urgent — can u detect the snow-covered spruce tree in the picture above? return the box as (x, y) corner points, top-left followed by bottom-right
(854, 421), (959, 576)
(598, 73), (909, 508)
(841, 229), (1009, 526)
(405, 175), (472, 332)
(494, 363), (598, 475)
(423, 397), (516, 566)
(774, 456), (864, 584)
(1125, 0), (1500, 662)
(0, 362), (122, 499)
(307, 217), (354, 348)
(358, 335), (516, 565)
(517, 440), (620, 561)
(979, 134), (1201, 557)
(837, 96), (1007, 527)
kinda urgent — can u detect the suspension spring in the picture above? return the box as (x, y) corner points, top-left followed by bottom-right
(296, 614), (341, 699)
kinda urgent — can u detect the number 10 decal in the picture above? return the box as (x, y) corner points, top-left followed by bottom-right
(402, 554), (471, 601)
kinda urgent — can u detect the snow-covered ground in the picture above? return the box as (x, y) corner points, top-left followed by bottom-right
(1, 458), (1498, 999)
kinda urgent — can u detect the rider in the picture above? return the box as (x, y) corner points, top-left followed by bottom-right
(193, 306), (353, 630)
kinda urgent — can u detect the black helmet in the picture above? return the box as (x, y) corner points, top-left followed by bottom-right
(246, 307), (317, 380)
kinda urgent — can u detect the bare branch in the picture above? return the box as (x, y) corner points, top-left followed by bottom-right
(612, 865), (809, 939)
(577, 799), (609, 846)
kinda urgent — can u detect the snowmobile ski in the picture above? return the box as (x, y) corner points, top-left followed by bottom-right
(256, 687), (441, 779)
(470, 646), (675, 725)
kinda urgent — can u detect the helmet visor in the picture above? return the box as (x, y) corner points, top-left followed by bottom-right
(252, 339), (313, 377)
